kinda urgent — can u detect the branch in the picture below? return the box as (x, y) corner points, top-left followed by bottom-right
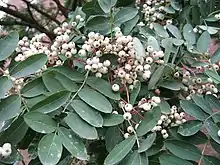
(21, 0), (61, 25)
(52, 0), (69, 18)
(0, 6), (33, 23)
(0, 6), (56, 40)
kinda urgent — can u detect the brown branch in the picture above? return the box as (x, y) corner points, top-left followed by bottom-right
(0, 6), (56, 40)
(52, 0), (69, 18)
(21, 0), (61, 25)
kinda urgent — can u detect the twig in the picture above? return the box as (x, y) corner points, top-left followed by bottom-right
(22, 0), (61, 25)
(121, 106), (140, 148)
(52, 0), (69, 18)
(123, 82), (130, 103)
(0, 6), (56, 39)
(62, 71), (89, 112)
(198, 142), (208, 165)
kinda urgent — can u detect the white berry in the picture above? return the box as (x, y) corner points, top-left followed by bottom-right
(124, 133), (130, 139)
(123, 112), (132, 120)
(112, 84), (120, 92)
(125, 103), (133, 112)
(127, 126), (134, 133)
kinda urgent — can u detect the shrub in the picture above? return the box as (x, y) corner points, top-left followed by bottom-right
(0, 0), (220, 165)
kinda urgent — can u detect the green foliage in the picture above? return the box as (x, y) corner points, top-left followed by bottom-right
(1, 0), (220, 164)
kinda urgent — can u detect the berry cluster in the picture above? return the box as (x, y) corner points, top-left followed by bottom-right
(178, 69), (219, 99)
(151, 105), (186, 139)
(15, 20), (81, 67)
(136, 0), (173, 28)
(118, 96), (163, 139)
(83, 28), (165, 86)
(15, 34), (48, 62)
(0, 143), (12, 159)
(85, 57), (110, 78)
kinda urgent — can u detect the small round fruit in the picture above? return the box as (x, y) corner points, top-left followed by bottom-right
(124, 133), (130, 139)
(112, 84), (120, 92)
(218, 130), (220, 137)
(127, 126), (134, 133)
(123, 112), (132, 120)
(3, 143), (11, 150)
(125, 103), (133, 112)
(162, 133), (169, 139)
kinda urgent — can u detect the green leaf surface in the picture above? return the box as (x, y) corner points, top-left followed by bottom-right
(122, 151), (149, 165)
(0, 95), (21, 122)
(21, 77), (48, 97)
(10, 54), (47, 78)
(123, 15), (139, 35)
(210, 139), (220, 154)
(205, 94), (220, 110)
(86, 16), (110, 33)
(148, 36), (160, 51)
(0, 76), (13, 99)
(133, 37), (146, 60)
(159, 81), (184, 90)
(0, 117), (28, 145)
(178, 120), (203, 136)
(0, 31), (19, 61)
(158, 100), (170, 114)
(42, 71), (66, 93)
(163, 38), (173, 64)
(130, 81), (141, 105)
(197, 31), (211, 53)
(165, 140), (201, 161)
(86, 77), (120, 100)
(138, 133), (156, 153)
(51, 66), (84, 82)
(203, 155), (220, 165)
(163, 6), (175, 14)
(180, 100), (209, 120)
(31, 91), (71, 113)
(159, 153), (193, 165)
(136, 107), (161, 136)
(24, 111), (57, 134)
(205, 118), (220, 144)
(191, 95), (213, 114)
(65, 112), (98, 140)
(104, 136), (136, 165)
(211, 48), (220, 64)
(53, 72), (78, 92)
(153, 23), (169, 38)
(78, 86), (112, 113)
(103, 114), (124, 126)
(183, 24), (196, 45)
(167, 24), (182, 38)
(171, 0), (181, 10)
(205, 70), (220, 84)
(148, 66), (165, 90)
(38, 133), (63, 165)
(114, 7), (138, 26)
(98, 0), (117, 13)
(58, 127), (88, 160)
(105, 126), (123, 152)
(71, 100), (103, 127)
